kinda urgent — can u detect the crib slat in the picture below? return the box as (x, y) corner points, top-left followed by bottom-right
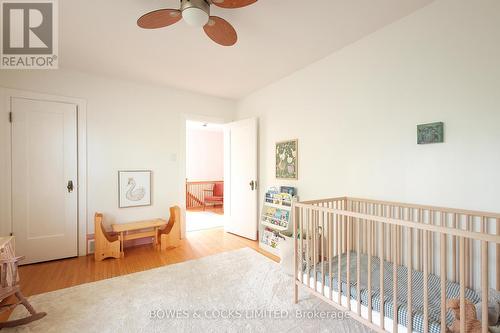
(344, 200), (348, 253)
(452, 213), (457, 282)
(417, 209), (422, 271)
(328, 212), (333, 300)
(430, 211), (434, 275)
(347, 215), (351, 311)
(459, 237), (465, 333)
(372, 205), (377, 256)
(332, 202), (338, 258)
(292, 207), (302, 286)
(299, 207), (304, 284)
(367, 220), (373, 323)
(389, 206), (392, 263)
(398, 210), (402, 266)
(338, 213), (342, 304)
(311, 208), (315, 289)
(313, 210), (317, 291)
(407, 227), (413, 333)
(481, 217), (488, 333)
(400, 217), (403, 265)
(346, 201), (349, 253)
(373, 206), (377, 255)
(465, 215), (471, 288)
(379, 222), (385, 330)
(321, 210), (325, 296)
(423, 231), (429, 333)
(294, 206), (299, 304)
(357, 217), (361, 316)
(392, 225), (398, 333)
(307, 208), (311, 288)
(497, 218), (500, 290)
(362, 203), (367, 254)
(398, 207), (403, 265)
(440, 232), (446, 333)
(372, 205), (376, 255)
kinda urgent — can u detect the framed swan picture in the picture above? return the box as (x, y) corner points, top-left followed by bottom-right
(118, 170), (152, 208)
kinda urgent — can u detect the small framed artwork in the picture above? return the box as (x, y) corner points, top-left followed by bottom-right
(276, 139), (298, 180)
(118, 170), (152, 208)
(417, 122), (444, 144)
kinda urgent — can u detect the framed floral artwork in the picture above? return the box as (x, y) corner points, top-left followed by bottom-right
(276, 139), (298, 180)
(417, 122), (444, 144)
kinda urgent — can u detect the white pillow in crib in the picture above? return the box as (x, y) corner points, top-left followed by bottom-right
(476, 288), (500, 326)
(489, 324), (500, 333)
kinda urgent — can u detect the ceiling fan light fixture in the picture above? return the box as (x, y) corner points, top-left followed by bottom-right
(137, 0), (258, 46)
(183, 8), (209, 27)
(181, 0), (210, 27)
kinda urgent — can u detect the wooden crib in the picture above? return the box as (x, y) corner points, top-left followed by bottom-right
(293, 197), (500, 333)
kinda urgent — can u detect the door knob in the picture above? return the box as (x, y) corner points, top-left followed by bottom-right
(249, 180), (256, 191)
(67, 180), (74, 193)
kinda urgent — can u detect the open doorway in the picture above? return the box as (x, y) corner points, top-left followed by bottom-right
(185, 120), (224, 232)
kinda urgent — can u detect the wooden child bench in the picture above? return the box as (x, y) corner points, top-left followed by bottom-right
(111, 219), (167, 257)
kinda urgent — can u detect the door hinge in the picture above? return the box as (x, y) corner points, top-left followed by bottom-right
(9, 112), (12, 123)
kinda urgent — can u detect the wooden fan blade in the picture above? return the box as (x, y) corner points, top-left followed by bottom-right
(211, 0), (257, 9)
(203, 16), (237, 46)
(137, 9), (182, 29)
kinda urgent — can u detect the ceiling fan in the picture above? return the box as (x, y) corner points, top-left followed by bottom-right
(137, 0), (258, 46)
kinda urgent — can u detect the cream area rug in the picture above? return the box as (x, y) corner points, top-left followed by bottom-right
(8, 248), (371, 333)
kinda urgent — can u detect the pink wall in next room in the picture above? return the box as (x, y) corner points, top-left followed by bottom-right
(186, 127), (224, 182)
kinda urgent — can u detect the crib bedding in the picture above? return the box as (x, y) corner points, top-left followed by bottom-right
(303, 252), (481, 333)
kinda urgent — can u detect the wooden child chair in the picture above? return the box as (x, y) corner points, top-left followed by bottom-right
(203, 182), (224, 211)
(158, 206), (181, 250)
(0, 237), (46, 328)
(94, 213), (121, 261)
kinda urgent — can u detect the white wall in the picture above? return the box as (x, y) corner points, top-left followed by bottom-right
(186, 128), (224, 181)
(237, 0), (500, 213)
(0, 69), (235, 241)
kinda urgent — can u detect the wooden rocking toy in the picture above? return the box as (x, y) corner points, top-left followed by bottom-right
(0, 237), (46, 328)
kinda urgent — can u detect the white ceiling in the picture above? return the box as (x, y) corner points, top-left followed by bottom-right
(60, 0), (433, 99)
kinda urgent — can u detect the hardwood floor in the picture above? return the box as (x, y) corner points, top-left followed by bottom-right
(18, 228), (276, 297)
(187, 206), (224, 214)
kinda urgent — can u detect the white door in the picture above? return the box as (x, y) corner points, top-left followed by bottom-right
(223, 118), (258, 240)
(11, 98), (78, 264)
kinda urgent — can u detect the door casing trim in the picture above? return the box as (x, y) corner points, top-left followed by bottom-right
(0, 87), (87, 257)
(179, 113), (226, 239)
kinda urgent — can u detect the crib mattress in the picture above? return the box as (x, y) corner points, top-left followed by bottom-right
(303, 252), (480, 333)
